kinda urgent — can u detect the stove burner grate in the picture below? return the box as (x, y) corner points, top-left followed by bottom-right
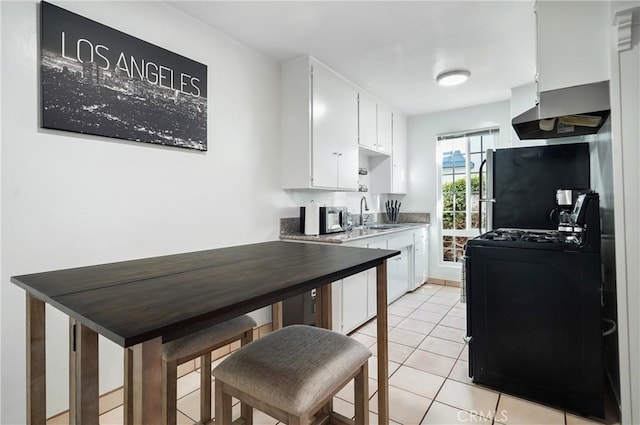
(480, 229), (572, 244)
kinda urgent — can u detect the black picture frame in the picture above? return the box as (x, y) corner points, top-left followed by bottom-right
(41, 1), (208, 151)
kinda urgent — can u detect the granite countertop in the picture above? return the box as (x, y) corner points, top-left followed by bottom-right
(280, 223), (430, 244)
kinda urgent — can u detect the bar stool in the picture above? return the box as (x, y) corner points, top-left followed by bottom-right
(213, 324), (371, 425)
(125, 314), (256, 425)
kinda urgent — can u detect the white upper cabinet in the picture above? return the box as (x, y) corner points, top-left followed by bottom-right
(376, 102), (393, 154)
(369, 110), (408, 194)
(312, 62), (359, 189)
(536, 1), (610, 92)
(391, 111), (408, 194)
(358, 91), (392, 155)
(358, 91), (378, 150)
(282, 56), (358, 190)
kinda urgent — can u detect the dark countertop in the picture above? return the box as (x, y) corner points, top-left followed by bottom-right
(280, 223), (430, 244)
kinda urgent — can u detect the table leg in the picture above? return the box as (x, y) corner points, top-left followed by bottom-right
(69, 319), (99, 424)
(315, 284), (332, 330)
(131, 337), (163, 425)
(124, 348), (134, 425)
(26, 294), (46, 425)
(272, 302), (283, 330)
(376, 261), (389, 425)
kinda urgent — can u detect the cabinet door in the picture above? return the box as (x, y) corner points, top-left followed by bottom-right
(312, 62), (358, 189)
(358, 91), (378, 149)
(377, 102), (393, 154)
(392, 112), (408, 194)
(341, 271), (369, 333)
(397, 248), (410, 297)
(337, 117), (359, 190)
(387, 250), (407, 301)
(414, 229), (427, 287)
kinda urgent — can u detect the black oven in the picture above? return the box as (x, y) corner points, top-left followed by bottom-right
(463, 192), (604, 418)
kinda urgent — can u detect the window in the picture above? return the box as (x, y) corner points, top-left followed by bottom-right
(438, 128), (498, 263)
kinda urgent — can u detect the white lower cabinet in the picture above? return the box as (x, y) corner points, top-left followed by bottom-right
(387, 232), (413, 302)
(413, 227), (429, 289)
(302, 225), (429, 335)
(337, 228), (427, 334)
(387, 248), (409, 301)
(340, 271), (369, 333)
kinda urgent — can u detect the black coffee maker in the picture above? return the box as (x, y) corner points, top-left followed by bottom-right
(568, 191), (601, 253)
(551, 189), (589, 231)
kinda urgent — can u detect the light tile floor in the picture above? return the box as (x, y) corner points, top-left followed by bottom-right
(57, 284), (620, 425)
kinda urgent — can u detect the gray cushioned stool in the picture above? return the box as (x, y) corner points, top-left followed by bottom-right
(213, 324), (371, 425)
(125, 314), (256, 425)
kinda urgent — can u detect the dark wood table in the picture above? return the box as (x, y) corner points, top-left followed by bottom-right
(12, 240), (398, 424)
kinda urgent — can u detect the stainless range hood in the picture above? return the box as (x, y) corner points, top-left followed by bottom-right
(512, 80), (610, 140)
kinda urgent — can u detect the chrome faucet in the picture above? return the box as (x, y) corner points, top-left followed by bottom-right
(360, 196), (369, 226)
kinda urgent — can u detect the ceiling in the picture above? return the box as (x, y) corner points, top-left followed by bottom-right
(167, 1), (537, 116)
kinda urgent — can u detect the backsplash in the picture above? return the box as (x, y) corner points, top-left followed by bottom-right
(280, 212), (430, 235)
(394, 212), (431, 224)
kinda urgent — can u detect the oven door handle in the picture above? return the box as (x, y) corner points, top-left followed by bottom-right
(462, 255), (474, 379)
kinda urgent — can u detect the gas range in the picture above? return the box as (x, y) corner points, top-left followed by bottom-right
(467, 228), (581, 251)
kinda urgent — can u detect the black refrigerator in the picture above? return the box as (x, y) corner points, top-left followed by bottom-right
(485, 142), (591, 230)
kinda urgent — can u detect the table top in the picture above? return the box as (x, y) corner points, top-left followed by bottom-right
(12, 241), (399, 347)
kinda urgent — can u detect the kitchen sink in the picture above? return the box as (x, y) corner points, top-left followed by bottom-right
(366, 224), (406, 230)
(350, 224), (406, 231)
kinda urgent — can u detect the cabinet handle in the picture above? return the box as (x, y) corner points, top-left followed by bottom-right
(337, 153), (343, 156)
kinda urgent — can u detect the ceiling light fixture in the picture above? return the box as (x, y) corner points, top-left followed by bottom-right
(436, 69), (471, 86)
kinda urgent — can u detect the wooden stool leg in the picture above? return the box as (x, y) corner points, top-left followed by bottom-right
(241, 328), (254, 346)
(354, 363), (369, 425)
(239, 329), (254, 425)
(162, 359), (178, 425)
(241, 402), (254, 425)
(200, 352), (212, 423)
(288, 414), (307, 425)
(215, 380), (233, 425)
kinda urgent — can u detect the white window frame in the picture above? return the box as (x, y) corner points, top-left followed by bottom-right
(436, 127), (498, 265)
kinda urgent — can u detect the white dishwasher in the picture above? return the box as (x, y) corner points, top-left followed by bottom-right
(387, 233), (413, 302)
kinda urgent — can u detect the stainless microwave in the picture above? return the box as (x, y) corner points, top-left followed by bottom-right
(299, 206), (348, 234)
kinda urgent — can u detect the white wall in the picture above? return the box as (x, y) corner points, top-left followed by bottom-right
(609, 2), (640, 423)
(1, 1), (285, 421)
(0, 1), (3, 418)
(404, 100), (512, 281)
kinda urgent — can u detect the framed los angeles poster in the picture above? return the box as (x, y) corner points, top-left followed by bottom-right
(40, 1), (208, 151)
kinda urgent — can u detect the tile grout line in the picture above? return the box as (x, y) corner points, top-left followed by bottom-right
(492, 393), (502, 425)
